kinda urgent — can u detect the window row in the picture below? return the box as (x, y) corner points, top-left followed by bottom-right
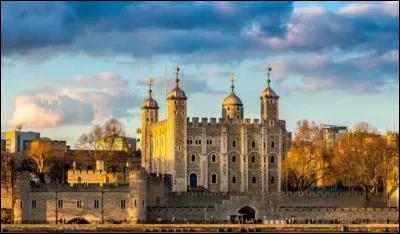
(190, 154), (218, 162)
(231, 141), (275, 148)
(187, 139), (215, 145)
(231, 155), (275, 164)
(230, 176), (275, 184)
(48, 199), (145, 209)
(227, 107), (241, 111)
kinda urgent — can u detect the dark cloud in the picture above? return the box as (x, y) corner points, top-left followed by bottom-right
(0, 1), (398, 67)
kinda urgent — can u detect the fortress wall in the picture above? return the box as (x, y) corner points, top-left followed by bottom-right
(147, 206), (399, 223)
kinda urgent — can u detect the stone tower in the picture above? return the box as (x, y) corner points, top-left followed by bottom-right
(167, 65), (188, 192)
(128, 167), (147, 223)
(222, 73), (244, 120)
(141, 77), (159, 171)
(260, 65), (279, 121)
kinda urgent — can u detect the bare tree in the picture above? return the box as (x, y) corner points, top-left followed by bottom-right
(75, 117), (127, 164)
(282, 120), (331, 191)
(331, 122), (390, 207)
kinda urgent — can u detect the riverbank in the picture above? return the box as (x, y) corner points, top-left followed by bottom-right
(1, 224), (399, 233)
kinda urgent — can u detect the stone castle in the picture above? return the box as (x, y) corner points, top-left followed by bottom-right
(140, 65), (287, 193)
(1, 65), (398, 225)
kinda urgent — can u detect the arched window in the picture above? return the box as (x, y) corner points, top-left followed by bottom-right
(251, 156), (255, 163)
(199, 140), (201, 144)
(271, 156), (275, 163)
(271, 177), (275, 184)
(237, 107), (240, 111)
(191, 154), (196, 162)
(195, 140), (198, 144)
(232, 176), (236, 183)
(210, 140), (212, 145)
(271, 141), (275, 148)
(232, 140), (236, 148)
(190, 139), (192, 144)
(244, 156), (246, 163)
(211, 174), (217, 184)
(232, 156), (236, 163)
(237, 115), (239, 119)
(252, 141), (255, 148)
(252, 177), (256, 183)
(212, 154), (216, 162)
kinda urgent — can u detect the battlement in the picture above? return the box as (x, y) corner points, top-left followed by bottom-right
(30, 182), (129, 192)
(186, 117), (264, 126)
(68, 169), (117, 177)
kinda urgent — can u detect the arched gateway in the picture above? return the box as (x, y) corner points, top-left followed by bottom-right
(238, 206), (256, 222)
(66, 217), (90, 224)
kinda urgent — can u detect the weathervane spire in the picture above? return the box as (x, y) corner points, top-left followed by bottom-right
(231, 73), (236, 93)
(147, 76), (154, 98)
(175, 64), (180, 87)
(265, 64), (272, 88)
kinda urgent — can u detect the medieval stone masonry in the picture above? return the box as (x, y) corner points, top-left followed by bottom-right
(140, 65), (287, 193)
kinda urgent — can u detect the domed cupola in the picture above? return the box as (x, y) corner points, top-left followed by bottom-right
(141, 77), (159, 109)
(261, 65), (279, 99)
(167, 65), (187, 100)
(222, 73), (244, 120)
(260, 65), (280, 120)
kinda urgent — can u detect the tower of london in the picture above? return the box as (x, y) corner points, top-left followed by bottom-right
(140, 65), (288, 193)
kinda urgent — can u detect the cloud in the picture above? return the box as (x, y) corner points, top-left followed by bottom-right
(1, 1), (398, 66)
(200, 71), (231, 77)
(251, 50), (399, 94)
(7, 73), (141, 129)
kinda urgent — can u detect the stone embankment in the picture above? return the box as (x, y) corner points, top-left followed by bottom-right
(1, 224), (399, 233)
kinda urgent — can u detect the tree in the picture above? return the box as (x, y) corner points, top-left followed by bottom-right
(23, 140), (56, 181)
(382, 131), (399, 206)
(331, 122), (393, 207)
(282, 120), (331, 192)
(75, 117), (127, 163)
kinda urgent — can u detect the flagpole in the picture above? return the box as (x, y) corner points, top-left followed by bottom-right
(165, 64), (167, 119)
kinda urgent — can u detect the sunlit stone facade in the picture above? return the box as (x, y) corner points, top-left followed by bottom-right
(140, 66), (289, 193)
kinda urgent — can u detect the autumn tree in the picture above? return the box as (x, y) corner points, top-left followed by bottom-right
(331, 122), (396, 207)
(75, 117), (127, 163)
(23, 140), (56, 181)
(282, 120), (331, 192)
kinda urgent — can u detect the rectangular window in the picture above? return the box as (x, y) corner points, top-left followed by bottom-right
(120, 200), (126, 209)
(31, 200), (37, 209)
(77, 201), (82, 208)
(58, 200), (63, 208)
(134, 200), (137, 207)
(94, 200), (100, 209)
(20, 201), (23, 208)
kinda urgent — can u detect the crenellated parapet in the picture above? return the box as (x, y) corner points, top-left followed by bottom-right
(187, 117), (265, 127)
(67, 169), (124, 186)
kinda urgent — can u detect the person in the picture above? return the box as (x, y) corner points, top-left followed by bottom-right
(172, 216), (176, 224)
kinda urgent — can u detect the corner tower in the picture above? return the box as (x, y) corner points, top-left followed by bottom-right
(141, 77), (159, 170)
(260, 65), (279, 121)
(167, 65), (187, 192)
(222, 73), (243, 120)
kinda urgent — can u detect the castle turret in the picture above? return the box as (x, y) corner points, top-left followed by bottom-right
(222, 73), (243, 120)
(141, 77), (159, 171)
(128, 167), (148, 223)
(260, 65), (279, 121)
(167, 65), (187, 192)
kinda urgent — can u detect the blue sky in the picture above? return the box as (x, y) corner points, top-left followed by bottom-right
(1, 1), (399, 147)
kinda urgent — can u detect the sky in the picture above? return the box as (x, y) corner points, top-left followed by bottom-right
(1, 1), (399, 148)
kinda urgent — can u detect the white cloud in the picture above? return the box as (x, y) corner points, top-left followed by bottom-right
(7, 73), (140, 129)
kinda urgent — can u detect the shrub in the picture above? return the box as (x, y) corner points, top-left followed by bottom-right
(240, 228), (247, 232)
